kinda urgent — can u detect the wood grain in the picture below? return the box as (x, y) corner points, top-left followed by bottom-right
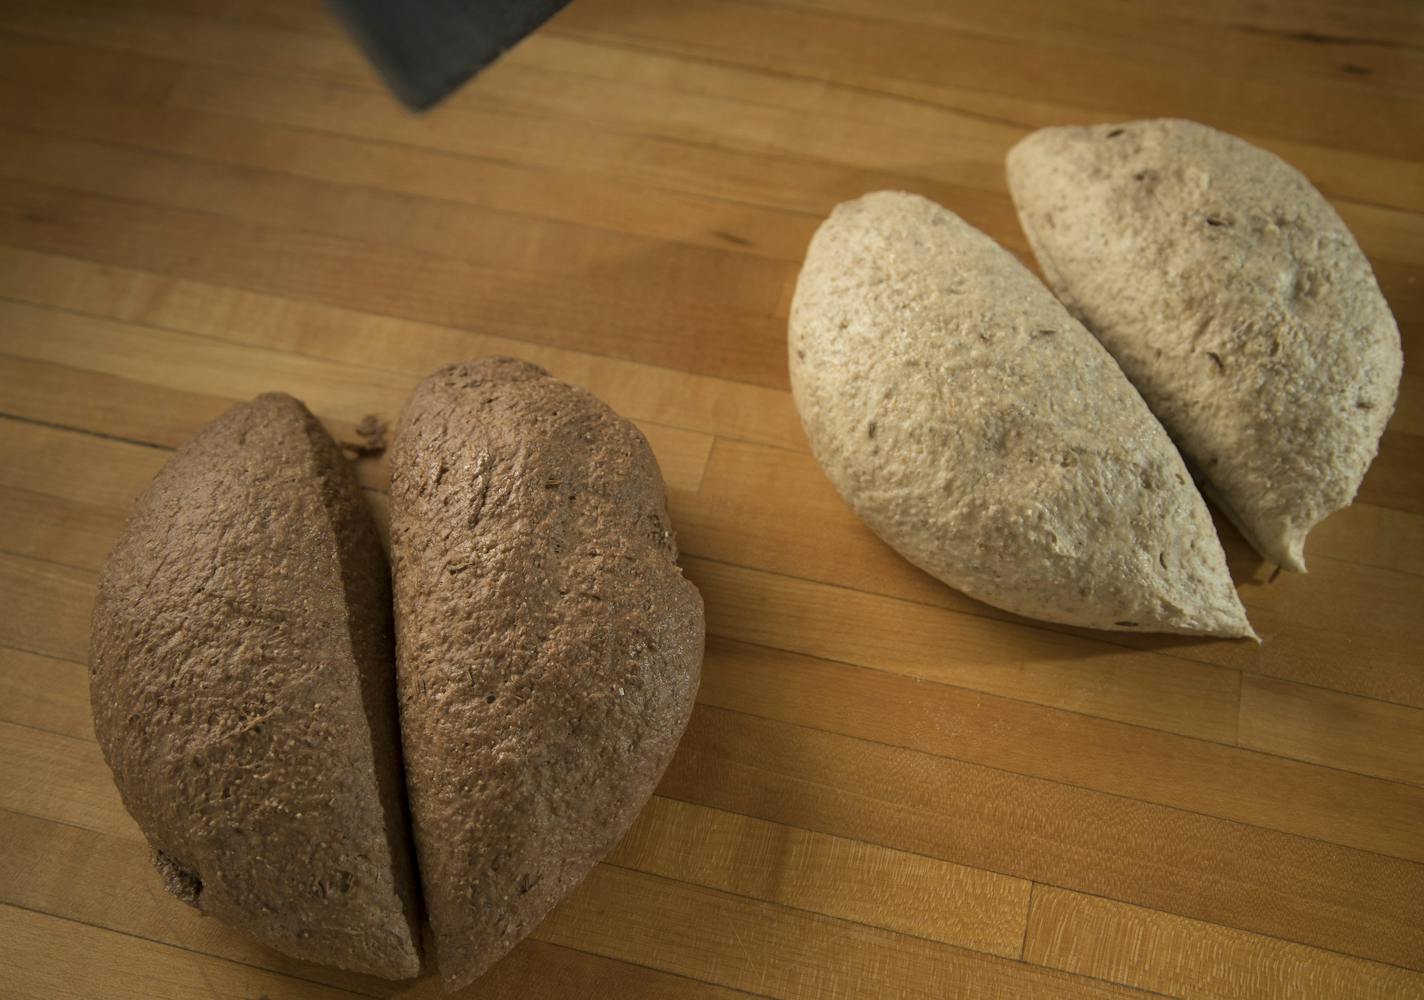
(0, 244), (805, 450)
(549, 0), (1424, 161)
(0, 177), (790, 387)
(4, 398), (1424, 841)
(611, 796), (1033, 956)
(1, 904), (365, 1000)
(0, 80), (815, 261)
(0, 657), (1032, 961)
(0, 647), (93, 740)
(1239, 675), (1424, 788)
(696, 639), (1424, 864)
(539, 865), (1146, 999)
(1024, 886), (1424, 999)
(0, 721), (132, 840)
(5, 547), (1418, 945)
(1, 0), (1420, 995)
(0, 809), (758, 1000)
(662, 706), (1424, 971)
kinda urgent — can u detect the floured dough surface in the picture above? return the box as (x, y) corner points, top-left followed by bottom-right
(790, 191), (1253, 637)
(89, 393), (422, 979)
(389, 358), (705, 991)
(1007, 118), (1402, 571)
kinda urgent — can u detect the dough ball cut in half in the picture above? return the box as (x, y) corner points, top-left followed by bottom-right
(389, 358), (705, 991)
(1007, 118), (1402, 572)
(89, 393), (422, 979)
(789, 191), (1254, 638)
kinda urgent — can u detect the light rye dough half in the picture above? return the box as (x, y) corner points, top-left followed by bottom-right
(1007, 118), (1402, 572)
(89, 393), (422, 979)
(789, 191), (1254, 637)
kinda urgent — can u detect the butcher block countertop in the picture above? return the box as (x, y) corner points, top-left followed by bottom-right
(2, 0), (1423, 997)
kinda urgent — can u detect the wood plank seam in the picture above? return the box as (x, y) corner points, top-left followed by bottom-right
(4, 451), (1421, 794)
(0, 794), (1029, 997)
(1020, 882), (1038, 961)
(1, 804), (104, 840)
(10, 778), (1416, 991)
(13, 657), (1420, 923)
(0, 243), (793, 416)
(23, 0), (1421, 224)
(680, 549), (1424, 711)
(587, 860), (1158, 998)
(540, 0), (1424, 164)
(0, 725), (1038, 968)
(0, 292), (786, 450)
(545, 9), (1424, 144)
(547, 28), (1037, 133)
(1020, 883), (1424, 997)
(31, 17), (1022, 176)
(0, 248), (803, 447)
(653, 713), (1424, 868)
(535, 926), (785, 1000)
(63, 41), (875, 226)
(0, 804), (775, 999)
(11, 4), (1424, 245)
(195, 75), (882, 227)
(691, 623), (1424, 799)
(751, 0), (1421, 84)
(0, 495), (1250, 756)
(1238, 675), (1424, 789)
(0, 290), (801, 454)
(5, 417), (1421, 812)
(106, 4), (1424, 210)
(14, 14), (1417, 260)
(0, 408), (174, 456)
(0, 715), (95, 746)
(11, 584), (1424, 968)
(1015, 881), (1424, 981)
(74, 0), (1041, 154)
(0, 110), (819, 268)
(0, 899), (380, 1000)
(186, 51), (1424, 243)
(15, 620), (1397, 869)
(1233, 669), (1244, 745)
(683, 549), (1248, 696)
(608, 820), (1424, 986)
(0, 170), (749, 307)
(10, 598), (1421, 803)
(0, 778), (1035, 989)
(0, 238), (1413, 453)
(0, 111), (819, 288)
(1, 278), (1417, 574)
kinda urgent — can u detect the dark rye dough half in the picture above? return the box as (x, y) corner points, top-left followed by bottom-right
(89, 393), (422, 979)
(389, 358), (705, 991)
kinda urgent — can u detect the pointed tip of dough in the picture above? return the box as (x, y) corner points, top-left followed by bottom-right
(1213, 588), (1259, 641)
(1278, 540), (1307, 575)
(1175, 603), (1258, 642)
(1255, 530), (1308, 574)
(1224, 617), (1262, 643)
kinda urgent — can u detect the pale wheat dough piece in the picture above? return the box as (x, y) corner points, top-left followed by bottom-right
(89, 393), (422, 979)
(389, 358), (705, 991)
(789, 191), (1253, 637)
(1007, 118), (1402, 571)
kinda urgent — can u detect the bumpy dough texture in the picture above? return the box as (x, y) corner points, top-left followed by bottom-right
(1007, 118), (1402, 572)
(89, 393), (422, 979)
(389, 358), (705, 991)
(790, 191), (1253, 637)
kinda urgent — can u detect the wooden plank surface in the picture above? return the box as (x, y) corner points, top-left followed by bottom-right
(1, 0), (1420, 996)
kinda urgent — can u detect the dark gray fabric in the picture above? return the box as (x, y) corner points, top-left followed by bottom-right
(327, 0), (572, 109)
